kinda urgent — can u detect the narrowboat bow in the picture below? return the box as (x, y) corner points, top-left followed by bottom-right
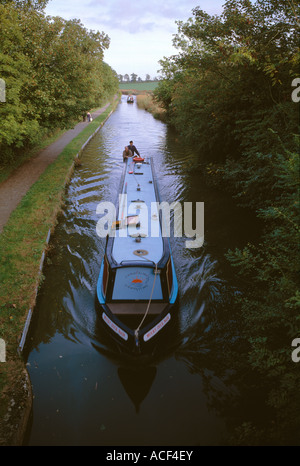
(96, 156), (178, 354)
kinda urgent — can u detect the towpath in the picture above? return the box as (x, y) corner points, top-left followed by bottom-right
(0, 102), (112, 233)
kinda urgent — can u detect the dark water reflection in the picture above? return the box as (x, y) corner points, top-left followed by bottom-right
(24, 96), (260, 446)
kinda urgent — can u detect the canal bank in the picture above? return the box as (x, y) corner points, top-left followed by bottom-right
(0, 94), (120, 446)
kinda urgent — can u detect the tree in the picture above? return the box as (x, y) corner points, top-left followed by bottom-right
(0, 3), (40, 161)
(155, 0), (299, 154)
(0, 1), (118, 164)
(155, 0), (300, 444)
(17, 12), (110, 128)
(0, 0), (48, 9)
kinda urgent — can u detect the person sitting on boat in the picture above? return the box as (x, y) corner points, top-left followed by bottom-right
(127, 141), (140, 157)
(123, 146), (133, 161)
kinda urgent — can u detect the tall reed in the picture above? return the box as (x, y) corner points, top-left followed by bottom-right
(136, 94), (166, 120)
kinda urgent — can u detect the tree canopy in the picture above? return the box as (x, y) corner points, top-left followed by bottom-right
(155, 0), (300, 444)
(0, 0), (118, 163)
(156, 0), (299, 156)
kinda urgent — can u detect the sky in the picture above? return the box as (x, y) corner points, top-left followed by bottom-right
(44, 0), (226, 79)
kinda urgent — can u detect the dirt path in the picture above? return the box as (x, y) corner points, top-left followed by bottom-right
(0, 102), (111, 233)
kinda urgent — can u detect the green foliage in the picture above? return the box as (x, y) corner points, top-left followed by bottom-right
(119, 81), (159, 91)
(0, 1), (119, 164)
(155, 0), (299, 156)
(155, 0), (300, 444)
(0, 4), (40, 155)
(0, 0), (48, 9)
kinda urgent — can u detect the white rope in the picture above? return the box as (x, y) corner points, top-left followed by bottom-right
(135, 261), (158, 340)
(132, 173), (140, 190)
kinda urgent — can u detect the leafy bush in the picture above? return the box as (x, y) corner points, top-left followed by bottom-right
(155, 0), (300, 444)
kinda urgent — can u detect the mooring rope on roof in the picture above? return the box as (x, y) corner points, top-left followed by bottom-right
(134, 257), (158, 348)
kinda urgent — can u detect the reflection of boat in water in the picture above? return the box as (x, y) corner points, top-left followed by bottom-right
(95, 157), (178, 354)
(118, 366), (157, 412)
(127, 95), (134, 103)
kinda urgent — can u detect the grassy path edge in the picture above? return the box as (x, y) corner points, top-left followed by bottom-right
(0, 95), (120, 446)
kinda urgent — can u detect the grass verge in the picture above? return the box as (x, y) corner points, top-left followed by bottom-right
(119, 81), (159, 92)
(0, 94), (119, 445)
(136, 94), (166, 121)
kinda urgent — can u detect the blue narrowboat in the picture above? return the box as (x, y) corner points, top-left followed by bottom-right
(96, 156), (178, 353)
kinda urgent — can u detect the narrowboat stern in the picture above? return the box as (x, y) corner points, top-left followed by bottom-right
(96, 157), (178, 354)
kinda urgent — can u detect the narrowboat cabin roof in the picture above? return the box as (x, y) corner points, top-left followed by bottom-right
(106, 158), (169, 268)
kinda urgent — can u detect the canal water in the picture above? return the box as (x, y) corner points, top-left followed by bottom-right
(24, 95), (260, 446)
